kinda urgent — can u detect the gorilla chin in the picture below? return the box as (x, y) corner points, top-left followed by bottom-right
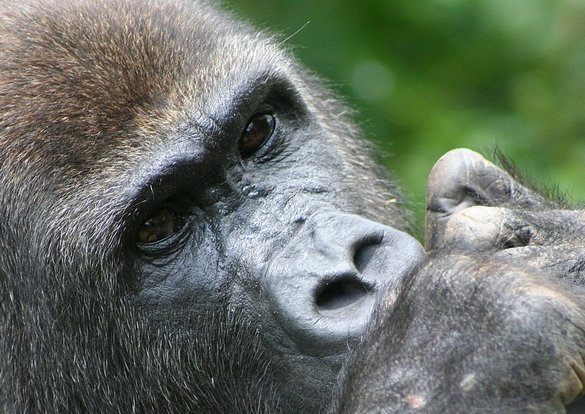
(0, 0), (423, 412)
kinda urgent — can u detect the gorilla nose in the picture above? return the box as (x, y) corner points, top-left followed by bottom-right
(264, 212), (423, 353)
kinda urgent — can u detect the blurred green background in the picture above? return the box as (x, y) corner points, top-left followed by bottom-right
(224, 0), (585, 230)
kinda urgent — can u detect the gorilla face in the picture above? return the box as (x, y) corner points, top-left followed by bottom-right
(0, 0), (423, 411)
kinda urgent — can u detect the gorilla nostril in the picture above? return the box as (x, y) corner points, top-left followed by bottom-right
(353, 236), (382, 274)
(315, 277), (371, 316)
(500, 225), (533, 249)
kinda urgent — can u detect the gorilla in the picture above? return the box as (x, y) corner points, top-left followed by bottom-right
(0, 0), (424, 412)
(332, 149), (585, 413)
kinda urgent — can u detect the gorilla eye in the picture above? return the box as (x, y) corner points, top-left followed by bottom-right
(239, 113), (276, 157)
(137, 208), (180, 245)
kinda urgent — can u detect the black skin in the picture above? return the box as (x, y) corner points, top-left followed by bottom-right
(332, 149), (585, 413)
(0, 0), (424, 412)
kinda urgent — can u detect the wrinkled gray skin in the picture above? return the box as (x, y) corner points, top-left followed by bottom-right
(332, 149), (585, 413)
(0, 1), (424, 412)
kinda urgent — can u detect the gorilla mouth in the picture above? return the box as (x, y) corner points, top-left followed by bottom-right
(314, 276), (372, 317)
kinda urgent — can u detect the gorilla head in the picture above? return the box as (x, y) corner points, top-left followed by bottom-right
(0, 0), (423, 411)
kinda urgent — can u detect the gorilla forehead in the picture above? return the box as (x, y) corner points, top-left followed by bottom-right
(0, 0), (291, 169)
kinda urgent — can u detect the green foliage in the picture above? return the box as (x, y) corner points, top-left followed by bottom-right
(226, 0), (585, 231)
